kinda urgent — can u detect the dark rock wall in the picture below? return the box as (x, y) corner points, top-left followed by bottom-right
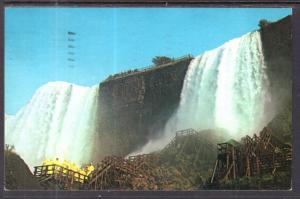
(260, 16), (292, 142)
(93, 58), (192, 160)
(260, 16), (292, 116)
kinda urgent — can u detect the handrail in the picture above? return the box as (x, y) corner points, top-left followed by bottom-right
(138, 54), (193, 71)
(175, 128), (198, 137)
(34, 164), (86, 176)
(103, 54), (193, 82)
(34, 164), (89, 183)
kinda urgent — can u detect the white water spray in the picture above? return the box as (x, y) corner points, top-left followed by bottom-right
(5, 82), (99, 168)
(133, 31), (271, 155)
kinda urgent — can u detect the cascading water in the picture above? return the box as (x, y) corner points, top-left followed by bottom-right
(5, 81), (99, 169)
(132, 31), (272, 155)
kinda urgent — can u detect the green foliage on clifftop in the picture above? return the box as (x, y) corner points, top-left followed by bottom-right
(152, 56), (173, 66)
(259, 19), (271, 29)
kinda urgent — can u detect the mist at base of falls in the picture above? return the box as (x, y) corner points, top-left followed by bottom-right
(5, 82), (99, 169)
(130, 31), (274, 156)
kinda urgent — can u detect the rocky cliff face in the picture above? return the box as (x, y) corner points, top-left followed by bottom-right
(260, 16), (292, 143)
(260, 16), (292, 117)
(93, 57), (192, 160)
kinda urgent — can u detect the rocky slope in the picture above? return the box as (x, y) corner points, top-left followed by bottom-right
(5, 148), (42, 190)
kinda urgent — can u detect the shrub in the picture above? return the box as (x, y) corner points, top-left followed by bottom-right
(5, 144), (15, 153)
(152, 56), (173, 66)
(259, 19), (271, 28)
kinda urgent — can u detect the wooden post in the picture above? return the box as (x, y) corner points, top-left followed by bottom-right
(71, 171), (74, 187)
(226, 148), (229, 169)
(222, 163), (234, 182)
(34, 167), (37, 176)
(232, 147), (236, 179)
(94, 176), (97, 190)
(256, 156), (260, 176)
(246, 156), (251, 177)
(210, 160), (218, 183)
(272, 151), (276, 176)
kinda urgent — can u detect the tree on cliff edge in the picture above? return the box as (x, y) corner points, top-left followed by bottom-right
(152, 56), (173, 66)
(259, 19), (271, 29)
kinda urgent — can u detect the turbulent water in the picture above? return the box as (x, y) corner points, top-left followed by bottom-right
(5, 82), (99, 169)
(132, 31), (272, 155)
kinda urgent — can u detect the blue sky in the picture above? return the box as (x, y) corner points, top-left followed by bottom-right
(5, 8), (291, 114)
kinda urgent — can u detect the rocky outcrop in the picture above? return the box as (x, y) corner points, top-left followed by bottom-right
(5, 150), (42, 190)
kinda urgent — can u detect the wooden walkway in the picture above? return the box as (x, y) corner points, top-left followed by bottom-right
(210, 127), (292, 183)
(89, 154), (159, 190)
(34, 164), (89, 190)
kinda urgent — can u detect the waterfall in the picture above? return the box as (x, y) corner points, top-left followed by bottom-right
(132, 31), (271, 155)
(5, 81), (99, 168)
